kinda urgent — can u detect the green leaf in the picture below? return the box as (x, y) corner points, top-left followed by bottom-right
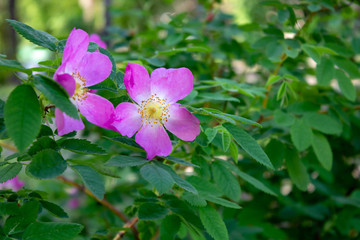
(182, 192), (207, 207)
(6, 19), (58, 51)
(332, 57), (360, 79)
(58, 138), (106, 155)
(265, 139), (284, 169)
(301, 44), (320, 63)
(285, 150), (310, 191)
(71, 165), (105, 200)
(221, 130), (231, 152)
(335, 69), (356, 102)
(140, 163), (175, 194)
(186, 176), (222, 197)
(138, 203), (168, 220)
(4, 201), (39, 235)
(4, 85), (42, 152)
(198, 92), (240, 102)
(0, 58), (31, 74)
(276, 82), (287, 101)
(203, 195), (241, 209)
(205, 128), (217, 143)
(104, 136), (144, 152)
(28, 136), (58, 156)
(229, 141), (239, 163)
(164, 156), (199, 168)
(312, 133), (333, 171)
(33, 75), (79, 120)
(26, 149), (67, 179)
(304, 112), (342, 135)
(106, 155), (148, 167)
(40, 200), (68, 218)
(266, 75), (282, 86)
(0, 163), (22, 183)
(199, 205), (229, 240)
(223, 123), (274, 170)
(212, 160), (241, 201)
(160, 215), (181, 240)
(88, 77), (118, 92)
(143, 57), (165, 67)
(22, 222), (83, 240)
(290, 119), (313, 151)
(0, 202), (19, 215)
(316, 57), (334, 86)
(273, 109), (295, 126)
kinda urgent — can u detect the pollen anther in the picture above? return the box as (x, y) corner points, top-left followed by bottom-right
(139, 95), (171, 127)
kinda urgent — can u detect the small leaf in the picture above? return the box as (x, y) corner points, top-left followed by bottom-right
(0, 163), (22, 183)
(223, 123), (274, 170)
(266, 75), (282, 86)
(138, 203), (168, 220)
(143, 57), (165, 67)
(221, 130), (231, 152)
(7, 19), (58, 51)
(312, 133), (333, 171)
(106, 155), (148, 167)
(335, 69), (356, 102)
(33, 75), (79, 120)
(290, 119), (313, 151)
(285, 150), (310, 191)
(304, 112), (342, 135)
(22, 222), (83, 240)
(205, 128), (217, 143)
(199, 205), (229, 240)
(212, 160), (241, 201)
(71, 165), (105, 200)
(58, 138), (106, 155)
(140, 164), (174, 194)
(273, 109), (295, 126)
(4, 85), (42, 152)
(26, 149), (67, 179)
(0, 58), (31, 74)
(301, 44), (320, 63)
(229, 141), (239, 163)
(40, 200), (68, 218)
(160, 215), (181, 240)
(316, 57), (334, 86)
(164, 156), (199, 168)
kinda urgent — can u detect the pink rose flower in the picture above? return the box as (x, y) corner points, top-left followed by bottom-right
(89, 33), (107, 49)
(111, 63), (200, 159)
(54, 28), (114, 136)
(0, 176), (24, 191)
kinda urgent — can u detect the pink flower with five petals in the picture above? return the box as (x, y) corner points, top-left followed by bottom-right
(54, 28), (114, 136)
(111, 63), (201, 159)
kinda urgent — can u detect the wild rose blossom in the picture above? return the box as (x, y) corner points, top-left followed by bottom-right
(89, 33), (107, 49)
(54, 28), (114, 136)
(111, 63), (200, 159)
(0, 176), (24, 191)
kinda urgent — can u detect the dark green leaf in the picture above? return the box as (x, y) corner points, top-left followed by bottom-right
(138, 203), (168, 220)
(203, 195), (241, 209)
(33, 75), (79, 120)
(0, 58), (31, 74)
(312, 133), (333, 171)
(285, 150), (310, 191)
(106, 155), (148, 167)
(301, 44), (320, 63)
(6, 19), (58, 51)
(0, 163), (22, 183)
(0, 202), (19, 215)
(104, 136), (144, 152)
(71, 165), (105, 200)
(335, 69), (356, 102)
(26, 149), (67, 179)
(223, 123), (274, 170)
(160, 215), (181, 240)
(40, 200), (68, 218)
(58, 138), (106, 155)
(316, 57), (334, 86)
(265, 139), (284, 169)
(4, 201), (39, 235)
(290, 119), (313, 151)
(164, 156), (199, 168)
(212, 160), (241, 201)
(182, 192), (207, 207)
(22, 222), (83, 240)
(199, 205), (229, 240)
(28, 136), (58, 156)
(140, 163), (174, 194)
(273, 110), (295, 126)
(4, 85), (42, 152)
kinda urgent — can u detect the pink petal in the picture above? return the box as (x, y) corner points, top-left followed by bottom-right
(150, 67), (193, 103)
(89, 34), (107, 49)
(77, 93), (114, 129)
(164, 104), (200, 141)
(124, 63), (151, 104)
(135, 123), (172, 160)
(111, 102), (142, 137)
(0, 176), (24, 191)
(62, 28), (89, 70)
(77, 52), (112, 87)
(54, 73), (76, 97)
(55, 108), (84, 136)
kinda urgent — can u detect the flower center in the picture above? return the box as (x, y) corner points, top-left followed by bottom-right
(71, 70), (88, 103)
(138, 94), (170, 127)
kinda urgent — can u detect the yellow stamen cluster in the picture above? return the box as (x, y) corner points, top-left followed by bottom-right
(138, 94), (170, 127)
(71, 70), (88, 103)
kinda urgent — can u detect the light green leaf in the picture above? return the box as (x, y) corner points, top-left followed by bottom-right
(266, 75), (282, 86)
(7, 19), (58, 51)
(290, 119), (313, 151)
(285, 150), (310, 191)
(301, 44), (320, 63)
(332, 57), (360, 79)
(205, 128), (217, 143)
(199, 205), (229, 240)
(71, 165), (105, 200)
(26, 149), (67, 179)
(138, 203), (168, 220)
(316, 57), (334, 86)
(58, 138), (106, 155)
(33, 75), (79, 120)
(0, 58), (31, 74)
(4, 85), (42, 152)
(140, 163), (174, 194)
(304, 112), (342, 135)
(0, 163), (22, 183)
(223, 123), (274, 170)
(335, 69), (356, 102)
(106, 155), (148, 167)
(22, 222), (83, 240)
(273, 109), (295, 126)
(212, 160), (241, 201)
(229, 141), (239, 163)
(312, 133), (333, 171)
